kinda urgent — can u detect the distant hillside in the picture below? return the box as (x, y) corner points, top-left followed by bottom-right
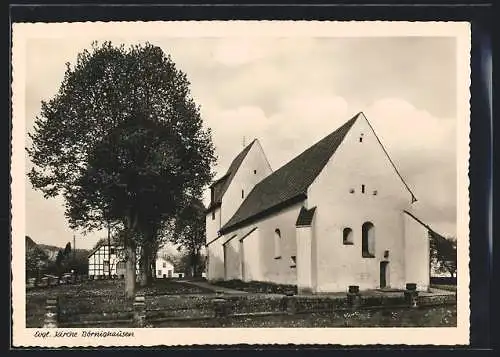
(25, 236), (38, 250)
(37, 243), (61, 261)
(25, 236), (89, 262)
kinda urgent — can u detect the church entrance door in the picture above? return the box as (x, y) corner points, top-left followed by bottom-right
(380, 261), (389, 288)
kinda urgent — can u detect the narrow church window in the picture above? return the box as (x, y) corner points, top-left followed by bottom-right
(359, 133), (364, 142)
(362, 222), (375, 258)
(212, 210), (215, 220)
(241, 189), (244, 199)
(254, 170), (257, 174)
(274, 229), (281, 259)
(290, 256), (296, 268)
(343, 228), (353, 245)
(361, 184), (365, 193)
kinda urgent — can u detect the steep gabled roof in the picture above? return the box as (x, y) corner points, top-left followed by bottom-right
(403, 210), (446, 238)
(87, 243), (117, 258)
(206, 139), (256, 212)
(296, 206), (317, 227)
(220, 114), (359, 234)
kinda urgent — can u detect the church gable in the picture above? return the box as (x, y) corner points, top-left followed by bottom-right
(220, 114), (358, 234)
(207, 140), (256, 212)
(308, 112), (415, 210)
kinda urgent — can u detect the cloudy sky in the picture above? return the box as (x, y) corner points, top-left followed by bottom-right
(23, 27), (459, 250)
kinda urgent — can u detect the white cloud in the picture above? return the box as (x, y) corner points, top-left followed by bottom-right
(364, 98), (457, 237)
(23, 35), (459, 248)
(212, 38), (272, 66)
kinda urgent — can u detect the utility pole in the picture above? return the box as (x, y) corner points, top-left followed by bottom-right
(107, 220), (111, 278)
(73, 234), (76, 260)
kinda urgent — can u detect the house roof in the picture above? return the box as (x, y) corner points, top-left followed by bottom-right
(87, 243), (118, 258)
(296, 206), (317, 227)
(206, 139), (256, 212)
(403, 210), (446, 239)
(220, 113), (359, 234)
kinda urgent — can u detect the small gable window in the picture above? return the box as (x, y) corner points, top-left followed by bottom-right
(343, 228), (353, 245)
(362, 222), (375, 258)
(359, 133), (364, 142)
(274, 229), (281, 259)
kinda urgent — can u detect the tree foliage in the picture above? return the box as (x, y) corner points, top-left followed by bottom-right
(429, 231), (457, 277)
(171, 198), (207, 277)
(27, 42), (216, 295)
(25, 237), (50, 279)
(28, 42), (216, 232)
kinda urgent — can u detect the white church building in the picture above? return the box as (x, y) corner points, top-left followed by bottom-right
(205, 112), (432, 294)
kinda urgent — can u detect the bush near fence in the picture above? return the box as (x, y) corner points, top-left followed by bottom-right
(430, 276), (457, 285)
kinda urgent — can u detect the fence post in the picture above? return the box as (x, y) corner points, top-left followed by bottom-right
(404, 283), (419, 308)
(347, 285), (361, 309)
(133, 293), (147, 327)
(285, 296), (297, 315)
(43, 297), (59, 328)
(213, 297), (231, 318)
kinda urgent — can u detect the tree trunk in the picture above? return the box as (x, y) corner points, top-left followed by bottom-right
(125, 241), (136, 299)
(151, 250), (157, 281)
(124, 211), (138, 299)
(190, 249), (200, 278)
(139, 242), (152, 287)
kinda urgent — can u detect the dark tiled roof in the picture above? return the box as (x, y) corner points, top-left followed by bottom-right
(207, 140), (256, 212)
(403, 210), (445, 238)
(87, 243), (117, 258)
(296, 206), (317, 227)
(220, 114), (359, 234)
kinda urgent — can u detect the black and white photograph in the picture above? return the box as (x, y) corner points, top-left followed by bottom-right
(11, 21), (471, 347)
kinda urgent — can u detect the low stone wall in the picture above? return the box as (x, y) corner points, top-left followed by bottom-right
(41, 287), (456, 328)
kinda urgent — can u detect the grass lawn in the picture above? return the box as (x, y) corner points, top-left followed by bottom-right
(212, 279), (297, 294)
(26, 278), (212, 327)
(430, 284), (457, 292)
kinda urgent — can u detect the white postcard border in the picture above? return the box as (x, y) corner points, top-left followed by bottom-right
(11, 20), (471, 347)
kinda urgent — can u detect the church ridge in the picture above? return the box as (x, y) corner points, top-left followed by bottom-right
(206, 138), (257, 211)
(219, 113), (359, 234)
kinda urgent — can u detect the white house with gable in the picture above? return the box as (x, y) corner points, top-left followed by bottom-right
(87, 244), (139, 279)
(155, 256), (176, 279)
(88, 244), (177, 280)
(205, 112), (434, 294)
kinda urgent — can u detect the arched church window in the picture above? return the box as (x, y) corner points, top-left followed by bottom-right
(362, 222), (375, 257)
(343, 227), (353, 245)
(274, 229), (281, 259)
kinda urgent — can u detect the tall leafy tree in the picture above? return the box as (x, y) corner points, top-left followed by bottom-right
(171, 198), (207, 277)
(25, 236), (49, 279)
(63, 242), (72, 258)
(429, 231), (457, 278)
(27, 42), (216, 297)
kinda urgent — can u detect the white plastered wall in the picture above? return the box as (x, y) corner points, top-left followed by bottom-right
(307, 114), (417, 292)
